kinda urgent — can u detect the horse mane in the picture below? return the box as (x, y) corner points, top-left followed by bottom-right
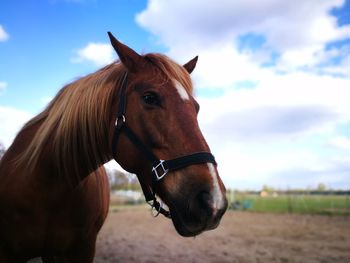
(14, 53), (192, 185)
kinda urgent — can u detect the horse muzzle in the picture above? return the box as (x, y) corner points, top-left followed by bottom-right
(169, 189), (228, 237)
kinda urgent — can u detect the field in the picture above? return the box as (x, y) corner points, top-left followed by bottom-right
(94, 207), (350, 263)
(230, 194), (350, 215)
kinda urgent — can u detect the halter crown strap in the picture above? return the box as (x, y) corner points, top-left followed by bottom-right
(116, 72), (128, 121)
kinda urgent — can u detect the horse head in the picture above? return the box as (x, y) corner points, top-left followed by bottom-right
(108, 32), (227, 237)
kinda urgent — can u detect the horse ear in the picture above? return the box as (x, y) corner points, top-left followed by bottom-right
(107, 32), (142, 72)
(183, 56), (198, 74)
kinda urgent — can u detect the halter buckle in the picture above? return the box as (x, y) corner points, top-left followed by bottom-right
(152, 160), (168, 181)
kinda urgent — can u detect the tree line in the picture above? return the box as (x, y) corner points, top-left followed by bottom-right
(106, 169), (141, 192)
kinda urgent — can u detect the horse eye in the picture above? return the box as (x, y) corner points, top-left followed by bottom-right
(142, 92), (160, 106)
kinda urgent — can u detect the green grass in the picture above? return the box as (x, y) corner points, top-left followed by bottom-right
(229, 194), (350, 215)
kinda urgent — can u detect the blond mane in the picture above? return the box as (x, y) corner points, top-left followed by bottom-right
(15, 53), (192, 184)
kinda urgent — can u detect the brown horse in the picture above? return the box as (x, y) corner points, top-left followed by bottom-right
(0, 32), (227, 262)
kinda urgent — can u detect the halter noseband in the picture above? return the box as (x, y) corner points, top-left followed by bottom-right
(112, 72), (217, 218)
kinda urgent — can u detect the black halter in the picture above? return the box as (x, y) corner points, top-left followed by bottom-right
(112, 72), (217, 218)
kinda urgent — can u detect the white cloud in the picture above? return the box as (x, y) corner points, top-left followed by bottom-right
(137, 0), (349, 47)
(0, 25), (9, 42)
(321, 44), (350, 77)
(41, 96), (53, 105)
(199, 72), (350, 122)
(137, 0), (350, 189)
(0, 106), (32, 148)
(328, 136), (350, 150)
(0, 82), (7, 94)
(190, 45), (265, 89)
(71, 42), (114, 66)
(137, 0), (350, 73)
(197, 71), (350, 189)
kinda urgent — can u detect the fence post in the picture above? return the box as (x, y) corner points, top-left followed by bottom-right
(287, 191), (293, 214)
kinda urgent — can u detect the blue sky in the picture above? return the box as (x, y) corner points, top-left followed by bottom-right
(1, 0), (350, 190)
(0, 0), (153, 112)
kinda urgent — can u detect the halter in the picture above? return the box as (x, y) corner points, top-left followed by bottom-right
(112, 72), (217, 218)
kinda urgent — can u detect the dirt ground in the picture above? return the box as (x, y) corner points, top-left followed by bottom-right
(94, 207), (350, 263)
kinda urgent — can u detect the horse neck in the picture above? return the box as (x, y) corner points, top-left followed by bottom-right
(0, 118), (51, 185)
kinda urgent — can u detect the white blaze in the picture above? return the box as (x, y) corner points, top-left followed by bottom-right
(173, 79), (190, 101)
(207, 163), (225, 210)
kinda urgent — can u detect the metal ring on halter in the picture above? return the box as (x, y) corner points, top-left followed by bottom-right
(154, 201), (162, 217)
(148, 200), (162, 217)
(115, 115), (126, 128)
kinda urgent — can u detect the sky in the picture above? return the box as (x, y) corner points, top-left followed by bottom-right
(1, 0), (350, 190)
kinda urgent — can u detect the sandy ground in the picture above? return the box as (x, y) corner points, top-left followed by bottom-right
(94, 207), (350, 263)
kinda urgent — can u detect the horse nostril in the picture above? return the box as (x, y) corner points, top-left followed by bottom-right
(197, 191), (227, 220)
(198, 191), (214, 212)
(214, 203), (226, 221)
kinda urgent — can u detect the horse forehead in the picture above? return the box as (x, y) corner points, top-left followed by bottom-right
(172, 79), (190, 101)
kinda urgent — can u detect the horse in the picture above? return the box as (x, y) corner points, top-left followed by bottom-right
(0, 32), (228, 262)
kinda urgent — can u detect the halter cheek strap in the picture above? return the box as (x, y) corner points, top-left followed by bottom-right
(112, 72), (217, 218)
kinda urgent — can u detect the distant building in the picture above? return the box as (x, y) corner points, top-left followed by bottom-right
(260, 191), (268, 197)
